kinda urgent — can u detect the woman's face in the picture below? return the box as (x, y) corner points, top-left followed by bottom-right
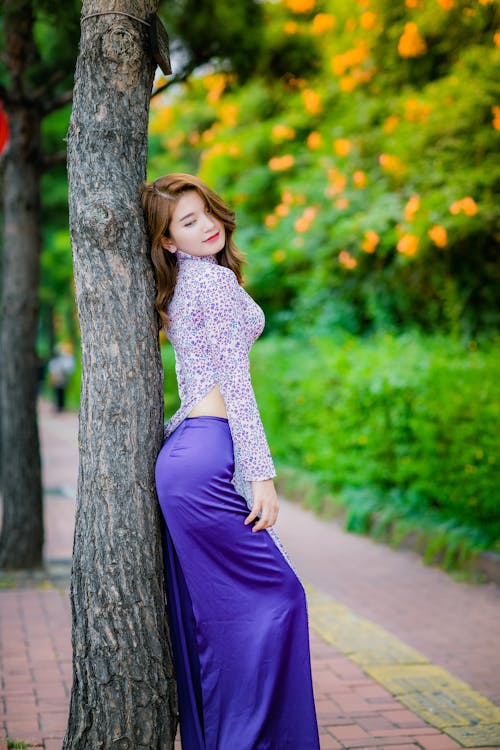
(161, 190), (226, 258)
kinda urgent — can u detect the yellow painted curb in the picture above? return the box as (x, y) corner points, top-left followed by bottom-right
(306, 584), (500, 748)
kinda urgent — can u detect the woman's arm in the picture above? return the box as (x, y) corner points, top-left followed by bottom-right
(199, 265), (278, 528)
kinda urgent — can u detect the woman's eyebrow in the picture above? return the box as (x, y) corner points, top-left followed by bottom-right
(178, 211), (196, 222)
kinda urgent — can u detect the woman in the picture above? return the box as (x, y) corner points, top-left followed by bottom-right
(141, 174), (319, 750)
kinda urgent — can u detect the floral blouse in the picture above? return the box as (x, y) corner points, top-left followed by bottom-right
(163, 250), (276, 503)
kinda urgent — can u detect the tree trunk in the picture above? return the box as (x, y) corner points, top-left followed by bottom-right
(0, 1), (43, 569)
(63, 2), (177, 747)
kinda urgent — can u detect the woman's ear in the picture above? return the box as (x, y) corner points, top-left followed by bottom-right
(160, 235), (177, 254)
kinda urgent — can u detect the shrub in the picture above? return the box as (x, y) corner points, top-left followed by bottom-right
(250, 332), (500, 543)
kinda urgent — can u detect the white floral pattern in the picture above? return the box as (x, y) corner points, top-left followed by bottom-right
(163, 250), (276, 494)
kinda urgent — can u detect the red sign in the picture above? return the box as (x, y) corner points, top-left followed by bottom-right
(0, 103), (10, 156)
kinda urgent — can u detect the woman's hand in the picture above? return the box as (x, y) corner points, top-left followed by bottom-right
(245, 479), (279, 532)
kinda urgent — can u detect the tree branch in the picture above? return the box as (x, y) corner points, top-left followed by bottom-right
(150, 70), (191, 99)
(42, 151), (67, 171)
(42, 89), (73, 115)
(32, 70), (66, 101)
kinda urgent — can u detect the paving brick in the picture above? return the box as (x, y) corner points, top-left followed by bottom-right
(357, 715), (399, 732)
(329, 724), (371, 740)
(44, 740), (63, 750)
(39, 712), (69, 732)
(1, 401), (499, 749)
(320, 736), (342, 749)
(418, 736), (464, 750)
(382, 709), (429, 727)
(342, 738), (418, 749)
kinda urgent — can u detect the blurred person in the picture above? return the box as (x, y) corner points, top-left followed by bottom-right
(48, 343), (75, 412)
(141, 174), (320, 749)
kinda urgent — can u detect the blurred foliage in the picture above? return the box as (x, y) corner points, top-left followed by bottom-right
(249, 332), (500, 545)
(150, 0), (500, 337)
(0, 2), (79, 360)
(160, 0), (264, 80)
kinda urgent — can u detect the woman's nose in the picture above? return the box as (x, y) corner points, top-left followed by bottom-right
(203, 213), (216, 230)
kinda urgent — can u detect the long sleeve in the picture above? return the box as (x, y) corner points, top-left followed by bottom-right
(198, 265), (276, 482)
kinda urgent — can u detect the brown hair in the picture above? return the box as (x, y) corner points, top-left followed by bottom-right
(140, 173), (246, 328)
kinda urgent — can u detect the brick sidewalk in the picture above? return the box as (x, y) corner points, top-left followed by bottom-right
(0, 400), (499, 749)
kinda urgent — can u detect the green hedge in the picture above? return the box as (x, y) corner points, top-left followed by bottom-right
(249, 332), (499, 545)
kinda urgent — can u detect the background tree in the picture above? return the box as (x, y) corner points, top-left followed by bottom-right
(63, 1), (177, 745)
(0, 0), (79, 568)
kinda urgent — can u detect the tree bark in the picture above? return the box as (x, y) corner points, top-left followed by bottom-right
(63, 1), (177, 747)
(0, 1), (43, 569)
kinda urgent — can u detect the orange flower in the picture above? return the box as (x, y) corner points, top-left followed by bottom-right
(383, 115), (399, 134)
(268, 155), (295, 171)
(339, 77), (356, 92)
(404, 194), (421, 222)
(285, 0), (315, 12)
(203, 72), (230, 103)
(166, 133), (185, 150)
(331, 43), (368, 76)
(272, 250), (286, 263)
(306, 131), (322, 149)
(283, 21), (298, 34)
(437, 0), (454, 9)
(428, 225), (448, 247)
(379, 153), (406, 177)
(294, 217), (310, 233)
(492, 105), (500, 130)
(338, 250), (358, 269)
(219, 103), (239, 127)
(149, 106), (174, 134)
(335, 197), (350, 210)
(264, 214), (278, 228)
(275, 203), (291, 218)
(405, 0), (423, 7)
(494, 32), (500, 48)
(281, 189), (295, 205)
(361, 230), (379, 253)
(353, 170), (367, 188)
(271, 124), (296, 141)
(404, 99), (432, 123)
(334, 138), (352, 157)
(303, 206), (318, 221)
(398, 22), (427, 58)
(202, 126), (217, 143)
(294, 206), (318, 233)
(326, 169), (347, 195)
(397, 234), (419, 256)
(461, 197), (478, 216)
(302, 88), (322, 114)
(360, 11), (377, 29)
(312, 13), (336, 34)
(449, 197), (478, 216)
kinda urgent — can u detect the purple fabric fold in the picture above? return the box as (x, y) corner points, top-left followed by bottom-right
(156, 416), (320, 750)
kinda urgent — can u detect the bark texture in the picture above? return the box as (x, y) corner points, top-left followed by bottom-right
(0, 1), (43, 569)
(63, 2), (177, 746)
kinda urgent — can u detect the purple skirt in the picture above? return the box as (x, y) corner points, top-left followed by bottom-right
(156, 416), (320, 750)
